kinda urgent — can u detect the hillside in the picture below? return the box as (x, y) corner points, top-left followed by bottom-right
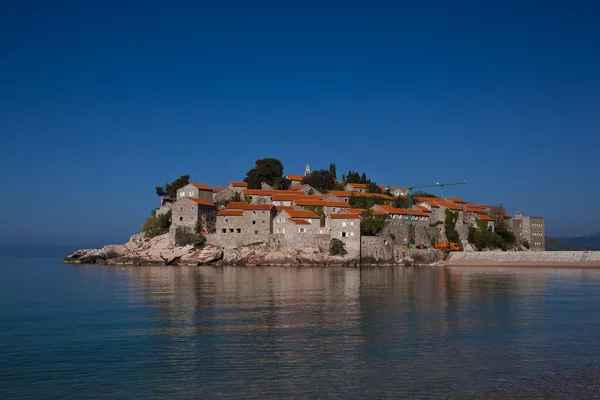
(554, 233), (600, 250)
(544, 237), (584, 251)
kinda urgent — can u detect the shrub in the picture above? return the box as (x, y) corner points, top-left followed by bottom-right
(429, 220), (443, 227)
(444, 209), (460, 244)
(141, 210), (171, 237)
(360, 210), (390, 236)
(329, 238), (346, 256)
(431, 237), (436, 247)
(195, 233), (207, 248)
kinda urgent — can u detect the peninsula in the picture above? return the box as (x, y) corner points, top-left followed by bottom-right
(64, 158), (547, 266)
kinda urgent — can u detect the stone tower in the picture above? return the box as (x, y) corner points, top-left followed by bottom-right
(305, 164), (311, 176)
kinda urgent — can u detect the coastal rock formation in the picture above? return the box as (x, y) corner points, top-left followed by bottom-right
(63, 233), (224, 266)
(63, 233), (444, 267)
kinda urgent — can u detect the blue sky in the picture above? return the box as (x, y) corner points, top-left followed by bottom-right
(1, 0), (599, 246)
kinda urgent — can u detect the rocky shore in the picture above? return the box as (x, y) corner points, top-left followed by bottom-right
(63, 233), (434, 266)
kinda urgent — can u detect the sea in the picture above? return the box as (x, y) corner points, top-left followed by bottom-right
(1, 254), (600, 399)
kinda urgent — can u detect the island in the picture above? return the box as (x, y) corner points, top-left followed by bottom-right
(64, 158), (547, 267)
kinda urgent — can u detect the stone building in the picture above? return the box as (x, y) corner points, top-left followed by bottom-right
(289, 184), (323, 196)
(216, 204), (276, 236)
(171, 197), (216, 232)
(285, 174), (305, 187)
(155, 197), (174, 216)
(292, 199), (349, 215)
(274, 209), (321, 234)
(213, 187), (236, 204)
(344, 183), (368, 193)
(176, 183), (213, 202)
(513, 211), (545, 250)
(326, 214), (361, 255)
(227, 182), (248, 194)
(476, 215), (495, 232)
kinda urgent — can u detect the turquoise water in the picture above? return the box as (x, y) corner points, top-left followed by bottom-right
(1, 259), (600, 399)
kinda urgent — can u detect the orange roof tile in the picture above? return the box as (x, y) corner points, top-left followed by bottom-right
(347, 183), (368, 189)
(229, 182), (248, 187)
(288, 218), (311, 225)
(477, 215), (494, 221)
(434, 199), (462, 211)
(161, 197), (175, 202)
(225, 202), (249, 209)
(243, 189), (306, 196)
(286, 174), (305, 181)
(374, 204), (429, 216)
(447, 197), (466, 204)
(281, 209), (319, 219)
(343, 208), (363, 214)
(289, 184), (307, 191)
(329, 213), (360, 219)
(217, 210), (243, 216)
(212, 186), (225, 193)
(245, 204), (274, 210)
(328, 190), (352, 197)
(415, 205), (431, 212)
(293, 199), (348, 207)
(187, 197), (216, 207)
(191, 183), (212, 190)
(272, 194), (311, 201)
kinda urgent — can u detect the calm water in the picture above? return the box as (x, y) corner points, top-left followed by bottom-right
(1, 259), (600, 399)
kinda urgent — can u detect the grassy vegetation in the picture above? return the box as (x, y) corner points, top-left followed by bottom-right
(444, 209), (460, 243)
(141, 210), (171, 237)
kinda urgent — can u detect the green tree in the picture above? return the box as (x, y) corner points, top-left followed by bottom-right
(156, 175), (190, 198)
(329, 238), (346, 256)
(244, 158), (288, 189)
(302, 169), (336, 193)
(444, 209), (460, 243)
(367, 182), (382, 194)
(141, 210), (172, 237)
(329, 163), (337, 179)
(360, 209), (390, 236)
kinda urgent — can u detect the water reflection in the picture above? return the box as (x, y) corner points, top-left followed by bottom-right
(101, 265), (600, 398)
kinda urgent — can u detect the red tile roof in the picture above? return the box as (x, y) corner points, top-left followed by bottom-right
(217, 210), (243, 216)
(328, 190), (352, 197)
(286, 174), (305, 181)
(374, 204), (429, 216)
(272, 194), (311, 201)
(288, 218), (311, 225)
(244, 189), (306, 196)
(225, 202), (249, 209)
(329, 213), (360, 219)
(245, 204), (274, 211)
(289, 184), (307, 191)
(191, 183), (212, 190)
(229, 182), (248, 187)
(347, 183), (368, 189)
(161, 197), (175, 202)
(293, 199), (348, 207)
(447, 197), (466, 204)
(212, 186), (225, 193)
(477, 215), (494, 221)
(187, 197), (216, 207)
(434, 199), (462, 211)
(280, 209), (319, 219)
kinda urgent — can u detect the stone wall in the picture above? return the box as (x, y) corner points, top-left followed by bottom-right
(213, 187), (235, 204)
(380, 219), (442, 246)
(171, 198), (216, 230)
(448, 251), (600, 264)
(329, 218), (360, 255)
(360, 236), (445, 264)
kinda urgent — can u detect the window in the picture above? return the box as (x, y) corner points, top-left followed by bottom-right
(342, 222), (346, 227)
(350, 232), (354, 237)
(236, 228), (241, 233)
(254, 230), (259, 235)
(252, 211), (256, 215)
(222, 228), (226, 233)
(350, 222), (354, 226)
(225, 218), (229, 223)
(341, 232), (348, 238)
(262, 211), (265, 214)
(299, 228), (306, 233)
(179, 217), (183, 221)
(333, 208), (337, 212)
(262, 220), (265, 224)
(189, 191), (193, 197)
(282, 228), (285, 234)
(252, 221), (256, 225)
(229, 228), (234, 232)
(344, 199), (348, 202)
(277, 228), (281, 233)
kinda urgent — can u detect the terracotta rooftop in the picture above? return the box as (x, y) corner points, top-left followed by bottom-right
(212, 187), (225, 193)
(187, 197), (216, 207)
(217, 210), (243, 216)
(272, 194), (311, 201)
(289, 184), (307, 191)
(161, 197), (175, 202)
(477, 215), (494, 221)
(328, 190), (352, 197)
(434, 199), (462, 211)
(447, 197), (466, 204)
(285, 174), (305, 181)
(374, 204), (429, 216)
(243, 189), (306, 196)
(225, 202), (249, 209)
(191, 183), (212, 190)
(288, 218), (311, 225)
(293, 199), (348, 207)
(281, 209), (319, 219)
(347, 183), (368, 189)
(275, 205), (295, 213)
(229, 182), (248, 187)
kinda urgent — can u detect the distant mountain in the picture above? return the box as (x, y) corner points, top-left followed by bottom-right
(550, 233), (600, 251)
(545, 237), (584, 251)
